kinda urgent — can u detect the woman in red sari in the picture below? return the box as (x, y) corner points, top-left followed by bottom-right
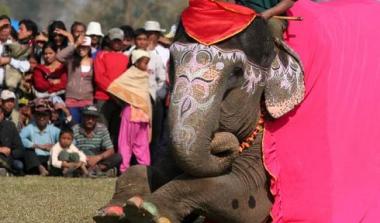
(33, 42), (67, 98)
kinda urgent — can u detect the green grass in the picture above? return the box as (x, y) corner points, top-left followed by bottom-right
(0, 176), (116, 223)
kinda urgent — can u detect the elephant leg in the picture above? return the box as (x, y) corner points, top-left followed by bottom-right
(94, 161), (181, 223)
(123, 149), (272, 223)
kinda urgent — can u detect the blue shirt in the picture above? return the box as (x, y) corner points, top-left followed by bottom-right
(20, 123), (60, 156)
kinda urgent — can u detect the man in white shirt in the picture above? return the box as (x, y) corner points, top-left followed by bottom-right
(0, 15), (30, 89)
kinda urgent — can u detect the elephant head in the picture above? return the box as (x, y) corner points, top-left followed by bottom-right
(169, 18), (305, 177)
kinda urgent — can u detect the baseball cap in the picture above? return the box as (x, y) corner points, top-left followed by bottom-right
(107, 28), (124, 41)
(0, 90), (16, 100)
(82, 105), (100, 117)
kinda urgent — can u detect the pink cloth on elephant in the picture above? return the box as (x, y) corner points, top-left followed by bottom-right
(263, 0), (380, 222)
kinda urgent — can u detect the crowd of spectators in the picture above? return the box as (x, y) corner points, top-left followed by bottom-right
(0, 14), (175, 177)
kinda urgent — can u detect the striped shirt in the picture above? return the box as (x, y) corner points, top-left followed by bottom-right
(72, 123), (113, 156)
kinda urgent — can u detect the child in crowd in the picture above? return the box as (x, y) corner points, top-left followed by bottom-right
(50, 127), (88, 177)
(107, 49), (151, 173)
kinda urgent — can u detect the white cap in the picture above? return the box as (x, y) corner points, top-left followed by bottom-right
(131, 49), (150, 64)
(144, 21), (166, 32)
(81, 36), (92, 47)
(1, 90), (16, 100)
(86, 21), (104, 37)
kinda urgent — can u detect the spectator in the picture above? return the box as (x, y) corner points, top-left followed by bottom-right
(72, 105), (121, 176)
(18, 19), (38, 45)
(47, 20), (72, 51)
(34, 31), (48, 62)
(70, 21), (86, 41)
(94, 28), (129, 149)
(0, 15), (30, 90)
(57, 36), (94, 124)
(49, 96), (74, 129)
(107, 49), (151, 173)
(134, 28), (167, 153)
(85, 21), (104, 57)
(17, 54), (37, 103)
(144, 21), (170, 68)
(0, 107), (25, 176)
(1, 89), (19, 126)
(17, 98), (31, 131)
(33, 42), (67, 98)
(50, 127), (88, 177)
(119, 25), (135, 56)
(20, 99), (60, 175)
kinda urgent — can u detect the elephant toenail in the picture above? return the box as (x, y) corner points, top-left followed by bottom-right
(248, 196), (256, 209)
(232, 199), (239, 209)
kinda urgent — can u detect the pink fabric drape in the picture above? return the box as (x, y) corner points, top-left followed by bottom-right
(264, 0), (380, 222)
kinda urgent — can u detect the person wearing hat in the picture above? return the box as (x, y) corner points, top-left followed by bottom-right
(144, 20), (170, 69)
(56, 35), (94, 124)
(94, 27), (129, 147)
(20, 98), (60, 175)
(72, 105), (122, 176)
(85, 21), (104, 57)
(107, 49), (152, 173)
(1, 89), (19, 127)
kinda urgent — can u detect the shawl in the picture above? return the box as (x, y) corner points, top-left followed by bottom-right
(107, 66), (151, 123)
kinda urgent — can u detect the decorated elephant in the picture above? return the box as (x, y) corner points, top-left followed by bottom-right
(94, 1), (304, 223)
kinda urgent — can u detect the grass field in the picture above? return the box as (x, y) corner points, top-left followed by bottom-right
(0, 176), (116, 223)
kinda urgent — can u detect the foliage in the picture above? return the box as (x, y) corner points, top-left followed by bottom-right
(2, 0), (187, 31)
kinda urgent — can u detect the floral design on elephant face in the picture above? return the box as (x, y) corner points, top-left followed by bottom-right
(170, 45), (222, 152)
(170, 43), (265, 152)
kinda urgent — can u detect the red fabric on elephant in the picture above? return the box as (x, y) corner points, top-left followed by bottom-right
(182, 0), (257, 45)
(264, 0), (380, 222)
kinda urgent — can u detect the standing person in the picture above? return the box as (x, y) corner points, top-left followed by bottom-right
(50, 127), (88, 177)
(70, 21), (86, 41)
(119, 25), (135, 56)
(94, 28), (129, 149)
(136, 26), (168, 155)
(18, 19), (38, 46)
(0, 15), (30, 90)
(144, 21), (170, 68)
(235, 0), (297, 39)
(0, 107), (25, 176)
(72, 105), (122, 177)
(108, 49), (151, 173)
(56, 36), (94, 124)
(47, 20), (73, 51)
(32, 42), (67, 98)
(85, 21), (104, 58)
(1, 89), (19, 126)
(20, 99), (60, 175)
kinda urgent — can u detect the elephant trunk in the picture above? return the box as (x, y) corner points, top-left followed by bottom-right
(169, 103), (240, 177)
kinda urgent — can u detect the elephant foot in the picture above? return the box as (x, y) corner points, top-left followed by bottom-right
(93, 205), (125, 223)
(123, 196), (171, 223)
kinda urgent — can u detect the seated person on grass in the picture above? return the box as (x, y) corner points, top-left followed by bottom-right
(20, 99), (60, 176)
(50, 127), (88, 177)
(72, 105), (122, 176)
(0, 107), (25, 176)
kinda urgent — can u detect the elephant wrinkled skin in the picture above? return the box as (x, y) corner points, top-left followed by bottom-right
(94, 17), (304, 223)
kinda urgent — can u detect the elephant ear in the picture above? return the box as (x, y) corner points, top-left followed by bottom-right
(264, 39), (305, 118)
